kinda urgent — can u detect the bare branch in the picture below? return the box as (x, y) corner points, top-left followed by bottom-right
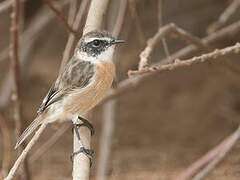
(4, 123), (47, 180)
(129, 42), (240, 76)
(59, 0), (90, 74)
(0, 0), (26, 14)
(9, 0), (30, 179)
(207, 0), (240, 34)
(29, 124), (71, 164)
(72, 0), (110, 179)
(96, 1), (127, 179)
(0, 1), (69, 109)
(128, 0), (145, 45)
(177, 125), (240, 180)
(158, 0), (170, 58)
(0, 113), (11, 179)
(100, 20), (240, 105)
(138, 23), (208, 70)
(83, 0), (110, 34)
(41, 0), (79, 37)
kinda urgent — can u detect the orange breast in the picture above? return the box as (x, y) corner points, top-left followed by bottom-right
(64, 60), (115, 114)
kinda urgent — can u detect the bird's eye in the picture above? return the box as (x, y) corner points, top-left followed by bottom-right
(92, 40), (101, 47)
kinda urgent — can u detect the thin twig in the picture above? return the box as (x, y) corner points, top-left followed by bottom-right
(0, 0), (26, 14)
(158, 0), (170, 58)
(41, 0), (79, 37)
(29, 124), (71, 164)
(99, 20), (240, 105)
(128, 0), (145, 45)
(59, 0), (90, 74)
(10, 0), (21, 140)
(9, 0), (30, 179)
(96, 1), (127, 179)
(129, 42), (240, 76)
(177, 125), (240, 180)
(0, 1), (69, 109)
(4, 123), (47, 180)
(207, 0), (240, 34)
(138, 23), (208, 70)
(0, 113), (11, 179)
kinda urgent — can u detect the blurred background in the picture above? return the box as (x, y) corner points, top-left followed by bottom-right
(1, 0), (240, 179)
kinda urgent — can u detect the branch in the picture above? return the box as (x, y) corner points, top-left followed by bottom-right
(0, 113), (11, 179)
(0, 1), (69, 109)
(72, 0), (110, 179)
(59, 0), (90, 74)
(96, 1), (127, 179)
(4, 123), (47, 180)
(128, 0), (145, 45)
(41, 0), (79, 36)
(29, 124), (70, 164)
(157, 0), (170, 58)
(177, 125), (240, 180)
(129, 42), (240, 76)
(207, 0), (240, 34)
(138, 23), (208, 70)
(0, 0), (26, 14)
(9, 0), (30, 179)
(99, 20), (240, 105)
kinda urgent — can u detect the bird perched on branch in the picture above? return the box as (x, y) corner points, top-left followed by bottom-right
(15, 30), (124, 164)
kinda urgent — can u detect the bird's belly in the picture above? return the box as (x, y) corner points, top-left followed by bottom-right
(64, 60), (115, 115)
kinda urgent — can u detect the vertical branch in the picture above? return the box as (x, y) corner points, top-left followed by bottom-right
(10, 0), (21, 140)
(9, 0), (30, 179)
(128, 0), (145, 45)
(72, 0), (110, 180)
(96, 1), (127, 179)
(0, 113), (11, 179)
(59, 0), (90, 74)
(157, 0), (170, 58)
(83, 0), (110, 34)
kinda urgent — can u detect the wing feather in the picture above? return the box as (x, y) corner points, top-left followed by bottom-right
(37, 58), (95, 114)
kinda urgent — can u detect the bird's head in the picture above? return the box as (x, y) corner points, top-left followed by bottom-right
(75, 30), (125, 62)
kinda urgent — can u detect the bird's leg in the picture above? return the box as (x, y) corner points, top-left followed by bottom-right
(77, 116), (95, 136)
(71, 115), (94, 167)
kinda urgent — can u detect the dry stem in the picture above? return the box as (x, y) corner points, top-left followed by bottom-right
(29, 124), (71, 164)
(0, 0), (26, 14)
(99, 20), (240, 105)
(138, 23), (208, 70)
(42, 0), (79, 36)
(96, 1), (127, 179)
(129, 42), (240, 76)
(72, 0), (110, 179)
(128, 0), (145, 45)
(0, 1), (69, 109)
(4, 124), (47, 180)
(9, 0), (30, 179)
(158, 0), (170, 58)
(177, 125), (240, 180)
(59, 0), (90, 74)
(0, 113), (11, 179)
(207, 0), (240, 34)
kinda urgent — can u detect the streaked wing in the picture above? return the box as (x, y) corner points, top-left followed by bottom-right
(37, 57), (95, 114)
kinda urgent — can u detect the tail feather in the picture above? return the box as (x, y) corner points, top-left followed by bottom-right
(15, 117), (41, 149)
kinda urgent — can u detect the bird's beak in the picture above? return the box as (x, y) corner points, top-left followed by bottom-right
(112, 39), (125, 44)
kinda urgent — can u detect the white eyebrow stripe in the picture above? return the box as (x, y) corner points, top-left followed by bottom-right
(85, 37), (111, 43)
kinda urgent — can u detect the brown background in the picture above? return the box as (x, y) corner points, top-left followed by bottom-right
(1, 0), (240, 179)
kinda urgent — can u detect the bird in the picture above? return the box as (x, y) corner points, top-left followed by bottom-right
(15, 30), (124, 162)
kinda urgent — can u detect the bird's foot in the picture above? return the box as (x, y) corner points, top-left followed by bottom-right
(71, 116), (94, 167)
(77, 116), (95, 136)
(70, 147), (94, 167)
